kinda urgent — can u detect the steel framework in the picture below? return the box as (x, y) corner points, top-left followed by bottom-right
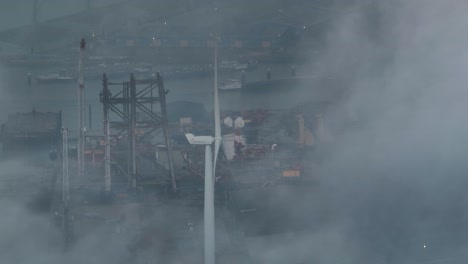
(100, 73), (176, 192)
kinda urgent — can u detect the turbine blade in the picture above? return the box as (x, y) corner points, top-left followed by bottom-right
(213, 34), (222, 175)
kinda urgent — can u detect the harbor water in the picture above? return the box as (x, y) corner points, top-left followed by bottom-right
(0, 62), (337, 132)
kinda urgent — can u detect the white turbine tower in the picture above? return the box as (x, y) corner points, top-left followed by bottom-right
(212, 33), (222, 264)
(185, 34), (221, 264)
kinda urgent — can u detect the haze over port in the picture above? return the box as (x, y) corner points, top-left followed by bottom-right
(0, 0), (467, 263)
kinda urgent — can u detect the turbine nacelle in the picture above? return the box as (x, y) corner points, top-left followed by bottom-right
(185, 133), (214, 145)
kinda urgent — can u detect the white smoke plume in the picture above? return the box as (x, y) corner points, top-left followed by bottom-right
(247, 0), (468, 263)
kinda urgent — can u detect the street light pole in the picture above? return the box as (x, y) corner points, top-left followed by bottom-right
(62, 128), (70, 249)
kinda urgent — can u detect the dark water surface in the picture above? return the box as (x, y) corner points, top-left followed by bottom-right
(0, 63), (332, 132)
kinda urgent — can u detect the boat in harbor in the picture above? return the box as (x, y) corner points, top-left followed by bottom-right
(36, 71), (76, 84)
(220, 60), (248, 71)
(241, 76), (317, 91)
(219, 79), (242, 91)
(218, 77), (319, 92)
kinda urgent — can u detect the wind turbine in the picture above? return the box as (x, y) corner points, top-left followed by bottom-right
(185, 34), (221, 264)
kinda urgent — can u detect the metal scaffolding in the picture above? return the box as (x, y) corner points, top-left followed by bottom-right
(99, 73), (176, 192)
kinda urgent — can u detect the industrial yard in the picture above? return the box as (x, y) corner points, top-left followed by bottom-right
(0, 70), (338, 262)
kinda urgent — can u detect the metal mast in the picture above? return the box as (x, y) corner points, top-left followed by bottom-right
(89, 104), (92, 130)
(62, 128), (70, 206)
(78, 38), (86, 179)
(130, 74), (137, 189)
(158, 73), (177, 191)
(102, 74), (111, 193)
